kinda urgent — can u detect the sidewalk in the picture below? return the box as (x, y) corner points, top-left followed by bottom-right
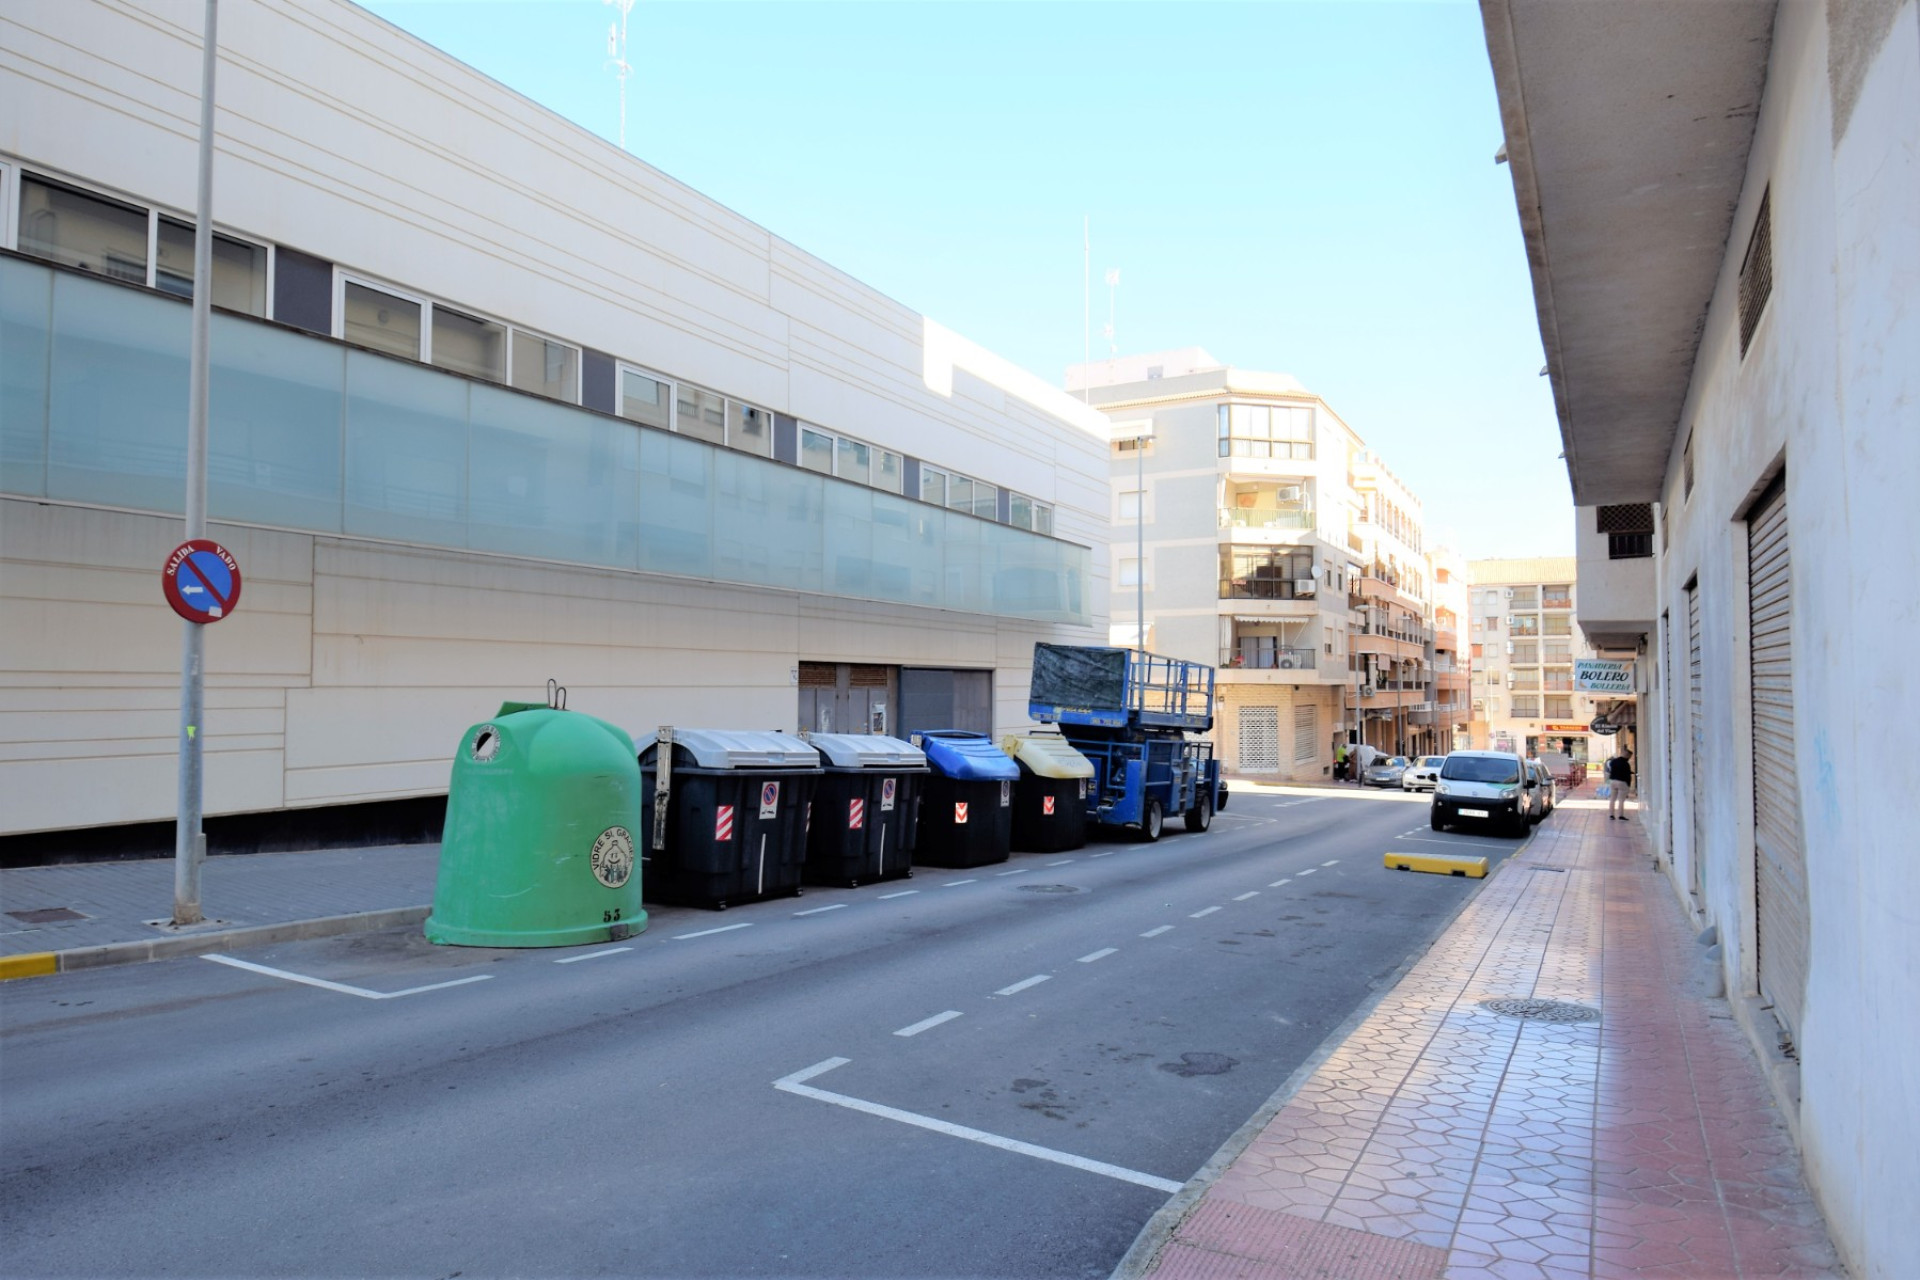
(0, 843), (439, 968)
(1118, 800), (1843, 1280)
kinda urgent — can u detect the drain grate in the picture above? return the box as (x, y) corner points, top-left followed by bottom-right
(7, 907), (88, 925)
(1018, 884), (1082, 894)
(1479, 997), (1599, 1023)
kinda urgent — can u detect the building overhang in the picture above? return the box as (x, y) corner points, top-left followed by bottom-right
(1481, 0), (1778, 504)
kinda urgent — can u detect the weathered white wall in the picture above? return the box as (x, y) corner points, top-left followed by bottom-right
(1645, 2), (1920, 1273)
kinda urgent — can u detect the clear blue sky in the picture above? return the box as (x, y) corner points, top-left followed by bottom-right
(362, 0), (1572, 561)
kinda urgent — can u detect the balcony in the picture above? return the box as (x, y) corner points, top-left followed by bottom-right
(0, 256), (1090, 623)
(1220, 577), (1318, 602)
(1222, 509), (1315, 534)
(1575, 506), (1655, 648)
(1222, 645), (1316, 672)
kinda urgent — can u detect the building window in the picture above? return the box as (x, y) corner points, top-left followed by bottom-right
(731, 402), (774, 458)
(431, 306), (507, 382)
(1543, 639), (1572, 664)
(1544, 670), (1572, 692)
(619, 367), (673, 430)
(1218, 403), (1315, 460)
(1509, 585), (1539, 609)
(1119, 557), (1143, 588)
(1542, 584), (1572, 610)
(1683, 432), (1695, 499)
(875, 451), (904, 495)
(834, 435), (870, 483)
(1542, 613), (1571, 637)
(510, 330), (579, 403)
(1485, 616), (1499, 632)
(1009, 493), (1052, 533)
(342, 280), (422, 359)
(1545, 695), (1573, 719)
(920, 466), (947, 506)
(676, 385), (726, 445)
(800, 427), (836, 475)
(1511, 669), (1540, 691)
(17, 176), (148, 283)
(1119, 489), (1142, 521)
(1471, 643), (1483, 659)
(1220, 547), (1315, 600)
(1511, 640), (1538, 664)
(155, 217), (268, 316)
(1509, 614), (1539, 637)
(1510, 695), (1540, 718)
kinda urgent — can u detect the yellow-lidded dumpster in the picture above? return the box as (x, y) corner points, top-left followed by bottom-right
(1002, 734), (1095, 852)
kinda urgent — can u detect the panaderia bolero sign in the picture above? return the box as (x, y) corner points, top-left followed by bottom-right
(1573, 660), (1635, 694)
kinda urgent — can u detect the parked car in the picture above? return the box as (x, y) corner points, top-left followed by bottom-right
(1430, 749), (1536, 835)
(1363, 755), (1410, 788)
(1526, 759), (1557, 820)
(1401, 755), (1446, 792)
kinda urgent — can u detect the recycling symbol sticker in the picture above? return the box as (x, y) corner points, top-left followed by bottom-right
(589, 826), (635, 889)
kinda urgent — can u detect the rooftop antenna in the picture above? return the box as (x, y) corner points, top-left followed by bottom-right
(1104, 268), (1120, 356)
(605, 0), (635, 150)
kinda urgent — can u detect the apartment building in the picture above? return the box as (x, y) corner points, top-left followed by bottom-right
(1427, 544), (1470, 751)
(1068, 350), (1447, 780)
(1466, 558), (1612, 763)
(1482, 1), (1920, 1270)
(0, 1), (1108, 846)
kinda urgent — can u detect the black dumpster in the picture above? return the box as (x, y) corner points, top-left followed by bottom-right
(1002, 734), (1094, 853)
(914, 730), (1019, 868)
(638, 729), (821, 909)
(802, 733), (928, 887)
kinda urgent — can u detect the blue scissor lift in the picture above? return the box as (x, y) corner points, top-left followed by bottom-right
(1026, 643), (1225, 841)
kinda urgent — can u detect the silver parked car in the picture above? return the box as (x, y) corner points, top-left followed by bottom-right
(1525, 759), (1557, 821)
(1401, 755), (1446, 792)
(1363, 755), (1409, 788)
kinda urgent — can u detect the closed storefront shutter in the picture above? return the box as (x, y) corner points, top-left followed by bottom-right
(1293, 704), (1317, 764)
(1747, 478), (1807, 1044)
(1239, 706), (1280, 773)
(1687, 581), (1705, 901)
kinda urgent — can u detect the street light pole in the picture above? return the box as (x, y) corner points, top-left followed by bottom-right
(173, 0), (218, 926)
(1136, 424), (1145, 652)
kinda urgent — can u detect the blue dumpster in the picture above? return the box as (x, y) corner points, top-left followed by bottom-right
(914, 730), (1018, 868)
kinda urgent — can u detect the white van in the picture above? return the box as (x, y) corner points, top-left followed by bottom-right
(1430, 749), (1536, 836)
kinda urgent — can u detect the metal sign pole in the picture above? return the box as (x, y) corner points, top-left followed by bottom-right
(173, 0), (218, 927)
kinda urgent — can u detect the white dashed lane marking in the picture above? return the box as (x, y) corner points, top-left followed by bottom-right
(1076, 948), (1117, 964)
(894, 1011), (963, 1037)
(995, 974), (1051, 996)
(1189, 906), (1221, 918)
(674, 923), (753, 940)
(794, 903), (846, 917)
(1233, 892), (1258, 901)
(553, 947), (631, 964)
(1141, 926), (1174, 938)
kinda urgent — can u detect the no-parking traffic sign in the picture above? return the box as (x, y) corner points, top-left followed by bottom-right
(162, 540), (242, 624)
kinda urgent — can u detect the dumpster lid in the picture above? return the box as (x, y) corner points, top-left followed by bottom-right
(1000, 734), (1095, 779)
(803, 733), (928, 770)
(917, 731), (1020, 781)
(645, 729), (820, 770)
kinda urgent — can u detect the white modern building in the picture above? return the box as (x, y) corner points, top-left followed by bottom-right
(1483, 0), (1920, 1273)
(1068, 349), (1447, 780)
(0, 0), (1110, 851)
(1465, 557), (1611, 763)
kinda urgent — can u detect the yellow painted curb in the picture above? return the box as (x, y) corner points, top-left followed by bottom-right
(0, 952), (60, 980)
(1385, 851), (1488, 879)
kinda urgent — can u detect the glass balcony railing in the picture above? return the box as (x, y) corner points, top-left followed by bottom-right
(1223, 509), (1314, 532)
(0, 256), (1088, 623)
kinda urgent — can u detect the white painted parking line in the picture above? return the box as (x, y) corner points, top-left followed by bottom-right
(943, 878), (978, 887)
(1088, 851), (1117, 858)
(1321, 859), (1341, 866)
(794, 903), (847, 917)
(1296, 868), (1316, 877)
(1140, 925), (1174, 938)
(1189, 906), (1221, 918)
(773, 1058), (1183, 1194)
(554, 946), (632, 964)
(878, 889), (919, 899)
(203, 954), (493, 1000)
(674, 922), (754, 940)
(1077, 948), (1117, 964)
(893, 1011), (963, 1037)
(1046, 859), (1075, 866)
(1269, 879), (1292, 887)
(995, 867), (1029, 876)
(1233, 892), (1259, 901)
(995, 974), (1051, 996)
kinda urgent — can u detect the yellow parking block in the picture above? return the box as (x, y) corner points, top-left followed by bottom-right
(1384, 851), (1488, 879)
(0, 952), (59, 981)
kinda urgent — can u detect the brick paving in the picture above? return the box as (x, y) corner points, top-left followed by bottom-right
(0, 843), (439, 956)
(1131, 802), (1843, 1280)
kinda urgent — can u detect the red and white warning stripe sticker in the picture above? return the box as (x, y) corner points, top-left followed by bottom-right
(1043, 795), (1056, 816)
(954, 802), (969, 824)
(715, 804), (735, 842)
(849, 797), (865, 829)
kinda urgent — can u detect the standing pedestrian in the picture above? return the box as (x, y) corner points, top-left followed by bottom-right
(1605, 750), (1633, 819)
(1334, 741), (1350, 783)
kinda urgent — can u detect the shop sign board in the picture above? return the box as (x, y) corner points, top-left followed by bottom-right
(1573, 659), (1634, 694)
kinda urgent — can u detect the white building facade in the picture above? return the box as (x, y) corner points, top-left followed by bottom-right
(0, 0), (1109, 848)
(1466, 558), (1610, 764)
(1484, 1), (1920, 1273)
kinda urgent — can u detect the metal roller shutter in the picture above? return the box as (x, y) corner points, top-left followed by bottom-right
(1293, 704), (1317, 763)
(1687, 582), (1704, 901)
(1748, 478), (1807, 1043)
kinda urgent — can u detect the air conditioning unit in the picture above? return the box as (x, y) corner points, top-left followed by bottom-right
(1504, 587), (1514, 598)
(1278, 656), (1297, 670)
(1359, 684), (1375, 698)
(1294, 579), (1316, 597)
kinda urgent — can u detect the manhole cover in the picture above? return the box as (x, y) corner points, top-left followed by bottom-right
(1479, 998), (1600, 1023)
(7, 907), (88, 925)
(1018, 884), (1083, 894)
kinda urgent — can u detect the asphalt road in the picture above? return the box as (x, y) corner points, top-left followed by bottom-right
(0, 787), (1528, 1279)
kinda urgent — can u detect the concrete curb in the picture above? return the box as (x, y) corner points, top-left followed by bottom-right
(0, 906), (431, 981)
(1107, 826), (1539, 1279)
